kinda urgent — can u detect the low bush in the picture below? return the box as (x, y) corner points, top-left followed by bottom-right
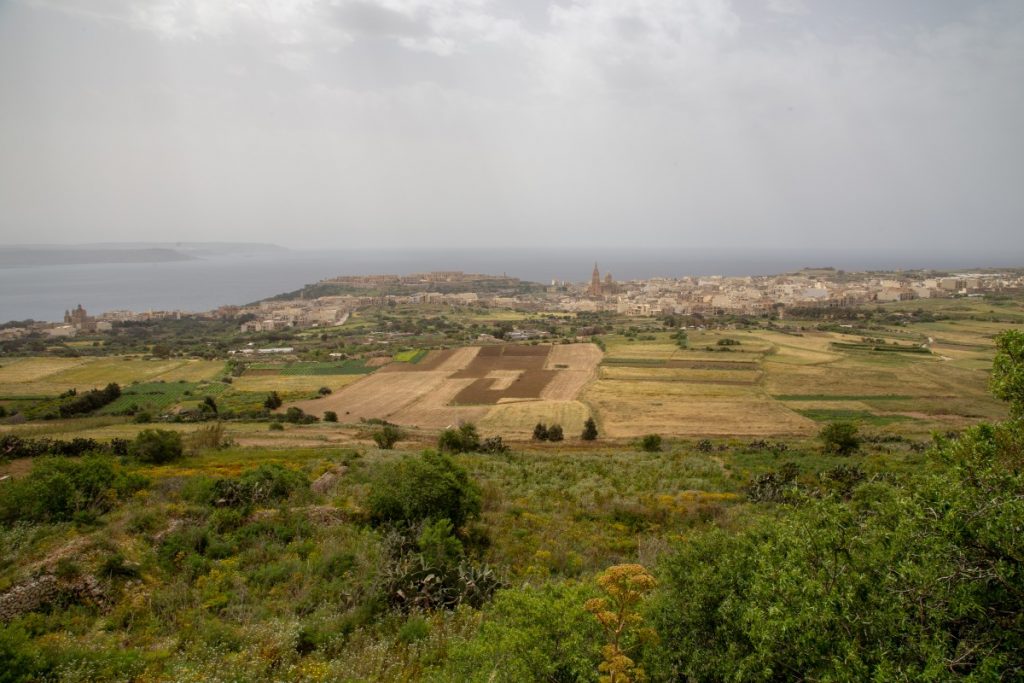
(130, 429), (183, 464)
(366, 451), (481, 528)
(639, 434), (662, 452)
(819, 421), (861, 455)
(0, 455), (147, 524)
(438, 423), (480, 454)
(372, 424), (404, 450)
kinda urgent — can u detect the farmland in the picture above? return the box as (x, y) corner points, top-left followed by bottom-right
(1, 296), (1023, 683)
(0, 357), (225, 397)
(290, 343), (603, 434)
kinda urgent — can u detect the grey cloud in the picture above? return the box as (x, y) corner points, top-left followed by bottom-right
(333, 1), (430, 39)
(0, 0), (1021, 254)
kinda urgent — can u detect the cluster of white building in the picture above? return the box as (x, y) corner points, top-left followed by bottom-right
(552, 271), (1024, 317)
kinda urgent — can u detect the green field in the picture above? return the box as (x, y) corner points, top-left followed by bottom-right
(99, 381), (228, 415)
(393, 349), (428, 363)
(249, 360), (374, 375)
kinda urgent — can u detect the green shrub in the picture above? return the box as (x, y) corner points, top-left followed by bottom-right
(648, 421), (1024, 680)
(0, 623), (45, 683)
(323, 411), (338, 423)
(199, 464), (309, 509)
(478, 436), (510, 454)
(0, 455), (147, 524)
(438, 423), (480, 454)
(284, 406), (318, 424)
(130, 429), (183, 464)
(430, 582), (601, 682)
(269, 422), (284, 431)
(818, 421), (860, 455)
(372, 424), (404, 450)
(581, 417), (598, 441)
(639, 434), (662, 452)
(533, 423), (549, 441)
(398, 615), (430, 644)
(366, 451), (481, 528)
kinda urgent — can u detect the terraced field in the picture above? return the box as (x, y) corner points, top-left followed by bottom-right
(580, 322), (1018, 438)
(288, 343), (603, 432)
(0, 358), (224, 397)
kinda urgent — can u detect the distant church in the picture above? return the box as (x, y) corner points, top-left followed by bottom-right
(588, 263), (618, 297)
(64, 304), (89, 327)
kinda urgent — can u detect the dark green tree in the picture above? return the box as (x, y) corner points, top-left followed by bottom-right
(263, 392), (283, 410)
(533, 423), (549, 441)
(130, 429), (183, 464)
(991, 329), (1024, 418)
(373, 424), (404, 449)
(438, 423), (481, 454)
(819, 421), (860, 455)
(366, 450), (481, 528)
(581, 417), (599, 441)
(547, 424), (564, 442)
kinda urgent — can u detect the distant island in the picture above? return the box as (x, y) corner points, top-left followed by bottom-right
(0, 242), (286, 268)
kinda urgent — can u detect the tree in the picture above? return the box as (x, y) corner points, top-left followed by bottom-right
(547, 424), (564, 442)
(991, 329), (1024, 418)
(373, 424), (404, 449)
(819, 421), (860, 455)
(438, 423), (481, 454)
(201, 396), (218, 415)
(582, 417), (599, 441)
(366, 450), (482, 528)
(323, 410), (338, 423)
(130, 429), (183, 464)
(533, 423), (549, 441)
(263, 392), (282, 410)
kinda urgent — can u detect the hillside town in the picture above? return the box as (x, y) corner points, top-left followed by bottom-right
(3, 267), (1023, 340)
(226, 266), (1024, 330)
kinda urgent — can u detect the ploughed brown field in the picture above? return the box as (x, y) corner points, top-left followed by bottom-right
(288, 344), (602, 434)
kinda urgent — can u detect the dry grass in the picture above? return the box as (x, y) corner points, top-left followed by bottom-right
(232, 373), (364, 393)
(389, 378), (490, 429)
(546, 343), (603, 370)
(0, 357), (90, 384)
(599, 366), (761, 384)
(0, 358), (224, 396)
(290, 371), (450, 422)
(479, 400), (591, 437)
(540, 343), (602, 400)
(583, 378), (814, 437)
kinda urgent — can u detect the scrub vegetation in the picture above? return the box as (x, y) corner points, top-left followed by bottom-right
(1, 301), (1023, 681)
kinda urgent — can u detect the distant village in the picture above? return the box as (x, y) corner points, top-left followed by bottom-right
(3, 266), (1022, 342)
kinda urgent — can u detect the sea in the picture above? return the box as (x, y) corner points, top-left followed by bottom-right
(1, 247), (1020, 323)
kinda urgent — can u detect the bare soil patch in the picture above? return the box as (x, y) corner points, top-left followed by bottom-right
(291, 371), (448, 421)
(452, 370), (557, 405)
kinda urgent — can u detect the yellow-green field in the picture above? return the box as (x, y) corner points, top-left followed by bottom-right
(0, 357), (225, 396)
(230, 373), (365, 394)
(1, 304), (1021, 441)
(581, 319), (1021, 438)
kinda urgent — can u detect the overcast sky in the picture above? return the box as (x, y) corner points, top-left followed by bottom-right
(0, 0), (1022, 251)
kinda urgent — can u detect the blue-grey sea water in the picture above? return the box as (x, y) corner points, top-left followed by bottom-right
(0, 247), (1020, 323)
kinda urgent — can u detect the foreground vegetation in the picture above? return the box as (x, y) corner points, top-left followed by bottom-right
(1, 302), (1023, 680)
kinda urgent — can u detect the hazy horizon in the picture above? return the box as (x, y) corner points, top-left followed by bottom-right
(2, 1), (1023, 252)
